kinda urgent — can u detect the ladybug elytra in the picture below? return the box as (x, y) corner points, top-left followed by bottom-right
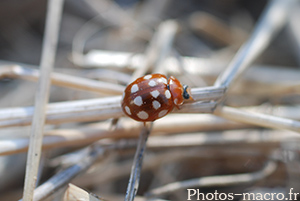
(121, 74), (192, 122)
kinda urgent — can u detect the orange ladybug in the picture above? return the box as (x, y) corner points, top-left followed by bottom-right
(121, 74), (192, 122)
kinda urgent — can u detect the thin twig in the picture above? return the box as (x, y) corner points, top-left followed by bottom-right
(80, 49), (300, 97)
(3, 102), (300, 156)
(80, 50), (300, 94)
(287, 1), (300, 65)
(190, 86), (225, 101)
(0, 87), (222, 128)
(64, 184), (105, 201)
(124, 21), (177, 201)
(21, 140), (145, 201)
(20, 146), (102, 201)
(214, 0), (296, 89)
(152, 20), (178, 74)
(0, 96), (123, 128)
(130, 20), (178, 81)
(22, 0), (64, 200)
(74, 146), (267, 188)
(215, 106), (300, 133)
(125, 123), (153, 201)
(2, 59), (300, 98)
(146, 129), (300, 148)
(146, 160), (277, 197)
(1, 65), (124, 95)
(189, 11), (248, 47)
(0, 114), (248, 156)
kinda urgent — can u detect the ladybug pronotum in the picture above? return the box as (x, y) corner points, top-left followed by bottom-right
(121, 73), (192, 122)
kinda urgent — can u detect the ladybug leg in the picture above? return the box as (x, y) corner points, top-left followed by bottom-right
(109, 118), (120, 130)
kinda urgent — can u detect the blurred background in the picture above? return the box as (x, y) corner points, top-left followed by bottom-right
(0, 0), (300, 200)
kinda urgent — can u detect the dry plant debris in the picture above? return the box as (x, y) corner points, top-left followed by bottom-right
(0, 0), (299, 201)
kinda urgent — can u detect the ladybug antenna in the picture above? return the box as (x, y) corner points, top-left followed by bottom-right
(183, 84), (190, 99)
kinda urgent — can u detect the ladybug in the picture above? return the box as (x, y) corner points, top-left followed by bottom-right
(121, 73), (192, 122)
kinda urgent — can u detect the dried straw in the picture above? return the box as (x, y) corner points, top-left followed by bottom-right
(22, 0), (64, 200)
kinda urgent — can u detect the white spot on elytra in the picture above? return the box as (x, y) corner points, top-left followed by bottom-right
(160, 77), (167, 84)
(125, 106), (131, 115)
(148, 80), (157, 87)
(131, 84), (139, 93)
(174, 98), (178, 105)
(152, 100), (161, 110)
(158, 110), (168, 118)
(143, 75), (152, 80)
(137, 111), (149, 120)
(134, 96), (143, 106)
(165, 90), (171, 99)
(150, 90), (160, 98)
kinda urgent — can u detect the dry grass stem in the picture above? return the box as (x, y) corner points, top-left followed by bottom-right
(22, 0), (64, 200)
(0, 114), (249, 156)
(287, 2), (300, 64)
(74, 146), (268, 188)
(214, 0), (296, 89)
(146, 160), (277, 197)
(0, 65), (124, 95)
(26, 146), (100, 201)
(215, 106), (300, 133)
(64, 184), (103, 201)
(229, 65), (300, 96)
(2, 102), (300, 156)
(0, 96), (123, 128)
(3, 116), (299, 158)
(1, 1), (299, 200)
(125, 124), (152, 201)
(83, 50), (300, 95)
(131, 20), (178, 80)
(189, 12), (248, 47)
(146, 129), (300, 148)
(151, 20), (178, 74)
(0, 86), (223, 128)
(2, 97), (299, 130)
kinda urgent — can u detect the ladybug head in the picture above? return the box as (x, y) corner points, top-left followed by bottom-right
(183, 84), (192, 100)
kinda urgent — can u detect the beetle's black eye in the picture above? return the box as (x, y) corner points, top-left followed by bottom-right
(183, 84), (190, 99)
